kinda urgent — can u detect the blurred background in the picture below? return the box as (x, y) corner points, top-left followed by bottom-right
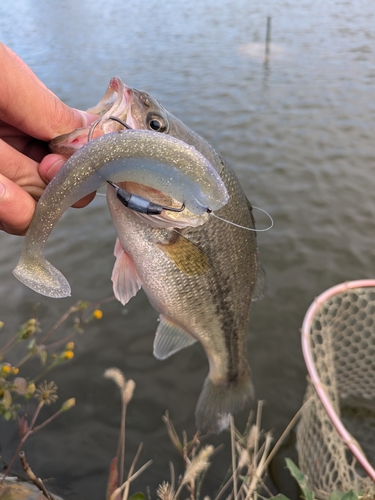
(0, 0), (374, 497)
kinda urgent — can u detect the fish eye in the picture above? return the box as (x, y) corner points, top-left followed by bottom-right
(150, 119), (162, 131)
(147, 113), (169, 133)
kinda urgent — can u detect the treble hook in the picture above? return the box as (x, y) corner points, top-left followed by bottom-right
(107, 181), (185, 215)
(87, 116), (133, 142)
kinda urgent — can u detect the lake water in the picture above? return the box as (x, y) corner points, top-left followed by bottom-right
(0, 0), (374, 497)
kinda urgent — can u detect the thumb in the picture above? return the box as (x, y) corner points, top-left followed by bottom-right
(0, 173), (36, 235)
(38, 155), (66, 183)
(0, 43), (97, 141)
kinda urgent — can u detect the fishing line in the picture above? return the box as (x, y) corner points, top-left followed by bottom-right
(207, 206), (274, 232)
(87, 116), (132, 142)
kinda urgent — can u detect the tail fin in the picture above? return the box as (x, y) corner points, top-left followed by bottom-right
(195, 373), (254, 434)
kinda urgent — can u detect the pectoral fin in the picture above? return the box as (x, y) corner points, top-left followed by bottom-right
(111, 238), (142, 305)
(154, 315), (197, 360)
(157, 232), (209, 275)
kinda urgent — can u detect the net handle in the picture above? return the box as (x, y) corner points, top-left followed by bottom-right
(301, 279), (375, 483)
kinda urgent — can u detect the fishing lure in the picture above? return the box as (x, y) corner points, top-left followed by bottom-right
(107, 181), (185, 215)
(108, 181), (273, 232)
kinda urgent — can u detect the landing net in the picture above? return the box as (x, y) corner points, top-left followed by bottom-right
(297, 280), (375, 498)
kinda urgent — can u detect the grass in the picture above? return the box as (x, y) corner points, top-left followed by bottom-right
(0, 299), (109, 493)
(0, 303), (373, 500)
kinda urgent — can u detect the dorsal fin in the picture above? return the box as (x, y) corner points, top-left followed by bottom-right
(245, 199), (267, 301)
(252, 260), (267, 301)
(246, 198), (256, 229)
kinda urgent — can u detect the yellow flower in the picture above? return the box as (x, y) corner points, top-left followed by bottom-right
(61, 398), (76, 411)
(11, 367), (19, 375)
(1, 364), (11, 375)
(65, 342), (75, 350)
(27, 382), (36, 396)
(93, 309), (103, 320)
(63, 351), (74, 360)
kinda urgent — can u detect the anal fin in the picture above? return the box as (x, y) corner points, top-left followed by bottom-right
(153, 315), (197, 360)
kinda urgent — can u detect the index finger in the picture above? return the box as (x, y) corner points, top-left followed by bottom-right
(0, 43), (94, 141)
(0, 173), (36, 235)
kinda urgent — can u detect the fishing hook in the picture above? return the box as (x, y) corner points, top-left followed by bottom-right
(108, 116), (133, 129)
(88, 116), (133, 142)
(87, 117), (102, 142)
(107, 181), (185, 215)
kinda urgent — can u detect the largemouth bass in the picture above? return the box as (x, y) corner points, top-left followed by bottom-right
(13, 130), (228, 298)
(40, 77), (266, 433)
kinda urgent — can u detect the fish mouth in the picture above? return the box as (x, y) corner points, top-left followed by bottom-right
(86, 76), (136, 129)
(49, 76), (135, 157)
(110, 180), (209, 229)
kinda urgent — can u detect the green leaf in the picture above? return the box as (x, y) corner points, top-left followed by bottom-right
(343, 492), (360, 500)
(269, 495), (292, 500)
(329, 491), (359, 500)
(38, 349), (47, 366)
(28, 338), (36, 350)
(128, 493), (146, 500)
(329, 492), (347, 500)
(3, 390), (12, 410)
(285, 458), (315, 500)
(285, 458), (306, 484)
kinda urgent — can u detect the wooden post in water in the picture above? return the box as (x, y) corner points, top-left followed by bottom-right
(265, 16), (271, 64)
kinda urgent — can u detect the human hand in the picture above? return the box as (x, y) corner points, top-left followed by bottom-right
(0, 43), (97, 235)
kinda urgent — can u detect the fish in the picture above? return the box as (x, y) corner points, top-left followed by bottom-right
(12, 129), (229, 298)
(40, 77), (266, 433)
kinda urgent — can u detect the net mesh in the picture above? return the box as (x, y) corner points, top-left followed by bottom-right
(297, 283), (375, 498)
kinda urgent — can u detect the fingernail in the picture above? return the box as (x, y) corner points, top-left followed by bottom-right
(0, 182), (5, 200)
(45, 159), (65, 181)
